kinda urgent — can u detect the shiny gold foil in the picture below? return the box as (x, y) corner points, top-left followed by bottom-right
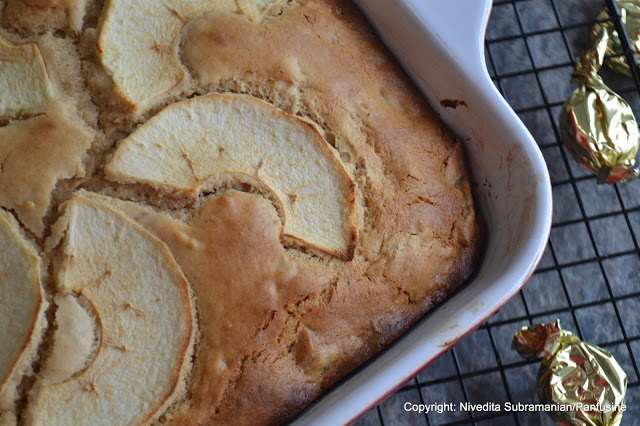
(513, 320), (627, 426)
(559, 10), (640, 183)
(598, 1), (640, 75)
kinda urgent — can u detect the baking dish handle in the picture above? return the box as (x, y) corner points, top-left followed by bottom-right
(412, 0), (492, 76)
(354, 0), (493, 93)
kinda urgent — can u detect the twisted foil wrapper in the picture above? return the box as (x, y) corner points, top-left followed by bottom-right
(559, 0), (640, 183)
(600, 1), (640, 75)
(512, 320), (627, 426)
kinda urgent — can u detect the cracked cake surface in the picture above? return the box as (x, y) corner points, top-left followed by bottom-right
(0, 0), (483, 424)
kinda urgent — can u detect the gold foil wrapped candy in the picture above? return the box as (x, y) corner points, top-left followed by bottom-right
(512, 320), (627, 426)
(559, 3), (640, 183)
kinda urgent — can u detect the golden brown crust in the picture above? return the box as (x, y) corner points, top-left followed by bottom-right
(0, 0), (483, 423)
(176, 2), (481, 422)
(181, 0), (473, 241)
(1, 0), (89, 35)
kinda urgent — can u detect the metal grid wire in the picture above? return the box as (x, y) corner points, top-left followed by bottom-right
(354, 0), (640, 425)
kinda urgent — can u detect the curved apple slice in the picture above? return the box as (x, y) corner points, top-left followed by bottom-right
(105, 93), (357, 260)
(96, 0), (285, 111)
(96, 0), (236, 111)
(0, 210), (46, 413)
(40, 294), (99, 385)
(25, 194), (195, 425)
(0, 34), (53, 118)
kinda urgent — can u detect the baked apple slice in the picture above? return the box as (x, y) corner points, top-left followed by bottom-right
(96, 0), (283, 111)
(96, 0), (235, 111)
(105, 93), (357, 260)
(0, 210), (47, 415)
(25, 194), (195, 425)
(0, 34), (53, 118)
(39, 294), (99, 385)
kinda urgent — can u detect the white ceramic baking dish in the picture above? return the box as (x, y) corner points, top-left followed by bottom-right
(294, 0), (553, 423)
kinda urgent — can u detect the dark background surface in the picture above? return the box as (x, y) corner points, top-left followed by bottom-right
(354, 0), (640, 425)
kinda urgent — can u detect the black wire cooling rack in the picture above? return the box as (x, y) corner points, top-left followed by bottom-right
(355, 1), (640, 425)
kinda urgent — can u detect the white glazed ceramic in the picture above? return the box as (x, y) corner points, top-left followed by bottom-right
(293, 0), (553, 424)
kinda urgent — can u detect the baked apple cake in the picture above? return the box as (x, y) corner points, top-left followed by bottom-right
(0, 0), (483, 424)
